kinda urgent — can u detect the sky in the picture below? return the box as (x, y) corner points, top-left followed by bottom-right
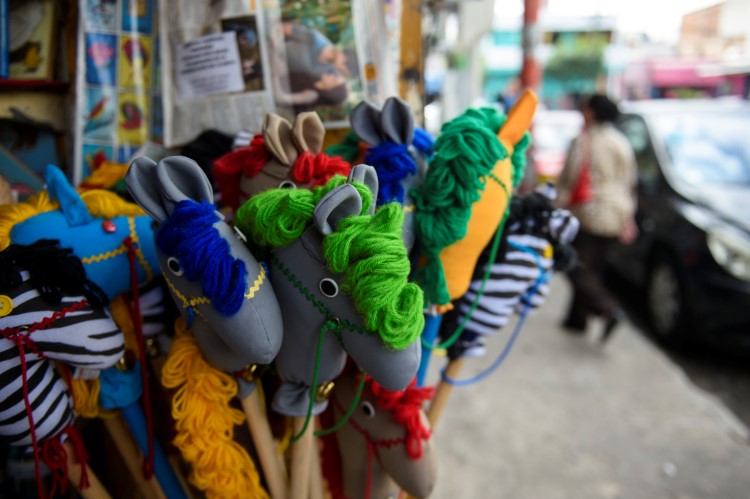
(497, 0), (723, 43)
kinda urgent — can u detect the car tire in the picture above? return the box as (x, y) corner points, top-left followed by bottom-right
(646, 253), (692, 347)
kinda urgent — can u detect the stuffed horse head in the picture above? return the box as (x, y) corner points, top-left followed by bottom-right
(235, 165), (424, 417)
(126, 156), (283, 375)
(350, 97), (433, 250)
(0, 240), (124, 497)
(213, 112), (351, 211)
(0, 165), (159, 303)
(442, 184), (580, 359)
(350, 96), (433, 205)
(413, 89), (537, 310)
(332, 373), (437, 499)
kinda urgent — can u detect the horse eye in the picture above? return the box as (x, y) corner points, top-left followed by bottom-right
(361, 401), (375, 418)
(279, 180), (296, 189)
(167, 257), (183, 276)
(319, 278), (339, 298)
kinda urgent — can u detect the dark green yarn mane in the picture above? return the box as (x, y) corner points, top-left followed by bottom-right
(234, 177), (423, 350)
(411, 106), (531, 305)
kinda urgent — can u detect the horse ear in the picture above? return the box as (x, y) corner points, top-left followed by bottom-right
(347, 164), (378, 215)
(155, 156), (214, 215)
(350, 100), (384, 145)
(498, 89), (538, 149)
(45, 165), (93, 226)
(292, 111), (325, 154)
(126, 157), (169, 223)
(314, 184), (363, 235)
(380, 97), (414, 145)
(263, 113), (298, 166)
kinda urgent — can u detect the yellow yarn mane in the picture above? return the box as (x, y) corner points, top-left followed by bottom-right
(0, 189), (144, 250)
(162, 318), (269, 499)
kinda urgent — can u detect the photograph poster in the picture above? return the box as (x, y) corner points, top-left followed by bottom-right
(278, 0), (365, 126)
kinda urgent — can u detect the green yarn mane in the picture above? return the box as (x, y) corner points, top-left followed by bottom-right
(412, 107), (531, 306)
(234, 177), (423, 350)
(235, 176), (371, 252)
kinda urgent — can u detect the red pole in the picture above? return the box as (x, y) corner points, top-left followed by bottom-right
(521, 0), (542, 90)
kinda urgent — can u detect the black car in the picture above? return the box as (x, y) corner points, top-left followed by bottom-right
(608, 99), (750, 349)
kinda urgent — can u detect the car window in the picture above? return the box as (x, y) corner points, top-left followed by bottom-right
(651, 112), (750, 185)
(618, 116), (660, 189)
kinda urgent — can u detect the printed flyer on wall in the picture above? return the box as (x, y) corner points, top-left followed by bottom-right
(73, 0), (163, 185)
(158, 0), (288, 147)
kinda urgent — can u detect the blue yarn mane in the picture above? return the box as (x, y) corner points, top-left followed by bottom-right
(156, 200), (248, 315)
(365, 142), (416, 204)
(412, 127), (435, 156)
(364, 128), (435, 205)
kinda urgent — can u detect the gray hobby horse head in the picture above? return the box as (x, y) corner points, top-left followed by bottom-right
(350, 97), (433, 249)
(125, 156), (283, 380)
(234, 165), (424, 417)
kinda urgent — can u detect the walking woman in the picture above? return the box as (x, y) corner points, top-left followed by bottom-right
(556, 94), (638, 341)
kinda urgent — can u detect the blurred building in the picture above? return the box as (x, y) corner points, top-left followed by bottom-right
(482, 14), (625, 109)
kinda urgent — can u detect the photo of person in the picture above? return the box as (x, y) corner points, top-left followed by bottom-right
(278, 1), (363, 123)
(222, 16), (265, 92)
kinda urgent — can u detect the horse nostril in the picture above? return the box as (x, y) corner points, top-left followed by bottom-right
(319, 278), (339, 298)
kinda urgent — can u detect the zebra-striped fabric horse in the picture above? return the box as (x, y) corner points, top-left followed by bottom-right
(441, 186), (580, 359)
(0, 240), (124, 496)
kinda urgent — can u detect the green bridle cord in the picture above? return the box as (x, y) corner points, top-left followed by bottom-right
(271, 255), (368, 442)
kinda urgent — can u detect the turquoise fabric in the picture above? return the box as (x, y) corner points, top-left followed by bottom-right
(10, 211), (158, 301)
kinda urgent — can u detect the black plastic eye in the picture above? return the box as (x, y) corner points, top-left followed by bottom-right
(279, 180), (297, 189)
(167, 257), (183, 276)
(319, 278), (339, 298)
(361, 401), (375, 418)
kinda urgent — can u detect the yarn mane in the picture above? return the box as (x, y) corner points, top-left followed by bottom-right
(367, 376), (434, 459)
(0, 189), (145, 251)
(0, 239), (108, 307)
(364, 128), (434, 205)
(411, 107), (531, 305)
(234, 177), (423, 350)
(213, 134), (270, 209)
(156, 201), (248, 316)
(213, 134), (351, 210)
(234, 175), (372, 252)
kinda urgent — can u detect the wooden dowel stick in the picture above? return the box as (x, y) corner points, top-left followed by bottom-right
(426, 358), (464, 429)
(241, 390), (289, 499)
(289, 417), (313, 499)
(309, 423), (324, 499)
(102, 415), (165, 499)
(64, 439), (112, 499)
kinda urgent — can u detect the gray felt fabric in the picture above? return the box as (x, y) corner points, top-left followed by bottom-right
(126, 156), (284, 370)
(270, 177), (420, 417)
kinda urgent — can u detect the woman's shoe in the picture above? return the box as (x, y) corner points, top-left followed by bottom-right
(600, 308), (627, 343)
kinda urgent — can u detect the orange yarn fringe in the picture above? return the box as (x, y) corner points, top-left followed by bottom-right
(162, 318), (269, 499)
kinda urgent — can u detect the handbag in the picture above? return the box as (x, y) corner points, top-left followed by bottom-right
(568, 133), (592, 207)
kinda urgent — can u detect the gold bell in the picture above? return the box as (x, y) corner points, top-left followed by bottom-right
(239, 364), (259, 383)
(315, 381), (335, 403)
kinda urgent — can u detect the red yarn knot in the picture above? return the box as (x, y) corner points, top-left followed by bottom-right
(292, 151), (351, 186)
(368, 378), (435, 460)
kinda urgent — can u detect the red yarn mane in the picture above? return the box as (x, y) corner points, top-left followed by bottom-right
(213, 134), (270, 210)
(292, 151), (351, 186)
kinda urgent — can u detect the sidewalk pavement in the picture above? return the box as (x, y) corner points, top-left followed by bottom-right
(427, 276), (750, 499)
